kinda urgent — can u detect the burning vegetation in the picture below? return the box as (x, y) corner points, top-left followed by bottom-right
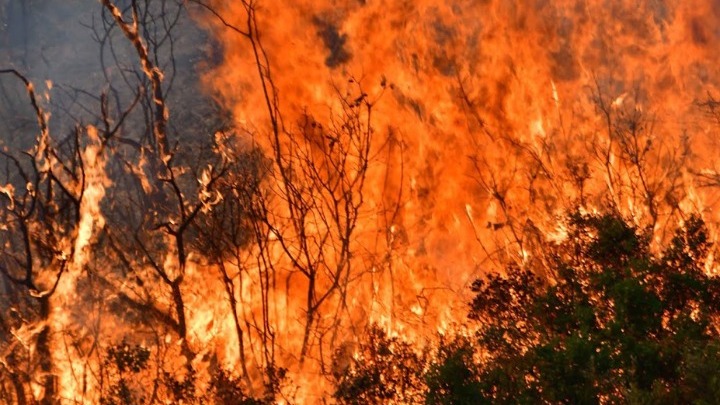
(1, 0), (720, 403)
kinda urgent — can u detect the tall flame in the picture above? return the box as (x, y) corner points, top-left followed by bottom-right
(50, 125), (107, 402)
(194, 0), (720, 399)
(3, 0), (720, 403)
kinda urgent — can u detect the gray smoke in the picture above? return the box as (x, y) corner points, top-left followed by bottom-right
(0, 0), (219, 150)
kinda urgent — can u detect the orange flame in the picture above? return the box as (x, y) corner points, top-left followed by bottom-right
(49, 125), (108, 403)
(193, 0), (720, 399)
(5, 1), (719, 403)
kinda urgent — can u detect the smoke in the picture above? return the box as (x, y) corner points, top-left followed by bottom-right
(0, 0), (214, 145)
(1, 0), (720, 401)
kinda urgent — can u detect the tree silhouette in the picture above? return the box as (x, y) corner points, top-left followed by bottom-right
(3, 1), (720, 403)
(448, 211), (720, 403)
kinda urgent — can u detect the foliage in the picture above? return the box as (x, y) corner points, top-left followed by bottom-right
(101, 342), (151, 405)
(333, 326), (426, 404)
(424, 335), (482, 405)
(334, 212), (720, 404)
(459, 211), (720, 403)
(210, 368), (270, 405)
(100, 340), (275, 405)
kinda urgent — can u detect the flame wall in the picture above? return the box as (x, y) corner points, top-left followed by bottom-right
(191, 0), (720, 399)
(3, 0), (720, 403)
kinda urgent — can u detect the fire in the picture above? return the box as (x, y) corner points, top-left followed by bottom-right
(51, 125), (108, 402)
(1, 0), (720, 403)
(195, 0), (720, 399)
